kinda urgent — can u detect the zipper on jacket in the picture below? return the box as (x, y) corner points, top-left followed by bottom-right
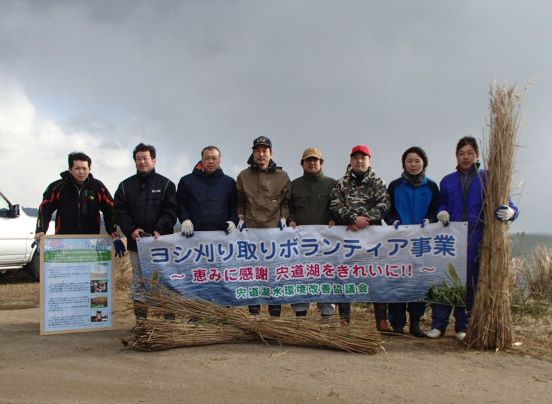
(75, 184), (82, 230)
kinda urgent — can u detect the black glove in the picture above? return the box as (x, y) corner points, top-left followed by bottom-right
(113, 239), (126, 258)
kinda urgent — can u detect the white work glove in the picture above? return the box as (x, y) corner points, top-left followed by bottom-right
(278, 218), (287, 230)
(181, 220), (194, 237)
(392, 220), (400, 230)
(238, 218), (246, 232)
(421, 218), (430, 228)
(225, 221), (236, 234)
(437, 210), (450, 226)
(495, 205), (515, 221)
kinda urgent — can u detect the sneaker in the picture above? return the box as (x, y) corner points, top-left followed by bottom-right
(426, 328), (442, 338)
(456, 331), (466, 342)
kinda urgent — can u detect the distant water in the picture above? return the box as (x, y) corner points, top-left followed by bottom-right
(511, 233), (552, 258)
(21, 207), (550, 258)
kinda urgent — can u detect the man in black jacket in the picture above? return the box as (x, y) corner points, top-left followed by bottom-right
(35, 152), (118, 239)
(114, 143), (177, 320)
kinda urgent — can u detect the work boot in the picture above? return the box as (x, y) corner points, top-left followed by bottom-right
(373, 303), (389, 332)
(409, 319), (425, 338)
(392, 326), (405, 335)
(268, 305), (281, 317)
(320, 313), (332, 324)
(338, 303), (351, 326)
(134, 307), (148, 321)
(376, 319), (390, 332)
(248, 305), (261, 315)
(163, 312), (176, 321)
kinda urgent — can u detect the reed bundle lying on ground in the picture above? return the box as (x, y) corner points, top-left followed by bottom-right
(125, 287), (383, 354)
(466, 83), (524, 350)
(124, 319), (256, 351)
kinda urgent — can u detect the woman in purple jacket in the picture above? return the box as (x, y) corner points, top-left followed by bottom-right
(426, 137), (519, 341)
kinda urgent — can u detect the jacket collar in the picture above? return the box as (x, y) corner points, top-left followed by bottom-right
(247, 154), (280, 173)
(60, 170), (93, 186)
(193, 161), (223, 178)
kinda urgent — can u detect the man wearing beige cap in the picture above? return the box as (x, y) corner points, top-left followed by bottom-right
(330, 144), (390, 329)
(288, 147), (337, 319)
(237, 136), (291, 317)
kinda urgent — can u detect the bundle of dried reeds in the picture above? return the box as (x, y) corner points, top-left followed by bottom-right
(466, 83), (523, 350)
(124, 319), (256, 351)
(113, 252), (134, 324)
(125, 287), (383, 354)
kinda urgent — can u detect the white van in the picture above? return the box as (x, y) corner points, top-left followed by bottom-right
(0, 191), (43, 280)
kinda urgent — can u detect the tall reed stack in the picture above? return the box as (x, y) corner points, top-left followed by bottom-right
(466, 83), (523, 350)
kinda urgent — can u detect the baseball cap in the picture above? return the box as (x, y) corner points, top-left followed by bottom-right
(252, 136), (272, 149)
(350, 144), (372, 157)
(301, 147), (324, 161)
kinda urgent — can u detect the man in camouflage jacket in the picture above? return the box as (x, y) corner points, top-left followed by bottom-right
(329, 144), (390, 329)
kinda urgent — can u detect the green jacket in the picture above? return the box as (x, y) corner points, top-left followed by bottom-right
(289, 171), (337, 225)
(330, 165), (390, 225)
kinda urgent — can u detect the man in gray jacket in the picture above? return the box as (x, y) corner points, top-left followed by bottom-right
(288, 147), (336, 319)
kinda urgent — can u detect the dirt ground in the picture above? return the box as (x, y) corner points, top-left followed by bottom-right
(1, 271), (551, 404)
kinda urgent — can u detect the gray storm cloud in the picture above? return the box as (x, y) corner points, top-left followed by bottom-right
(0, 0), (549, 232)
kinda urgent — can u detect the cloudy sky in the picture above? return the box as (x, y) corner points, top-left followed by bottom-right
(0, 0), (549, 233)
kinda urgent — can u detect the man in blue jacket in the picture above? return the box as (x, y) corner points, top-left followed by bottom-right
(177, 146), (237, 236)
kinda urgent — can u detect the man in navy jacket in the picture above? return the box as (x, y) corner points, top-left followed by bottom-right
(177, 146), (237, 236)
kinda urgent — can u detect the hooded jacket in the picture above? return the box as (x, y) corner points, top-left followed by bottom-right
(176, 162), (237, 231)
(36, 171), (116, 235)
(114, 170), (177, 251)
(236, 159), (291, 228)
(329, 165), (390, 225)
